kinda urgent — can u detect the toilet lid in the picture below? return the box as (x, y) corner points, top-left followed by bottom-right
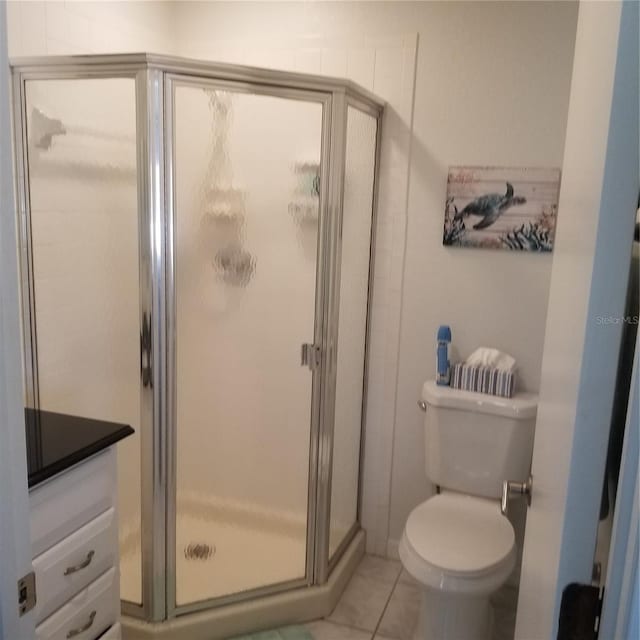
(404, 493), (515, 576)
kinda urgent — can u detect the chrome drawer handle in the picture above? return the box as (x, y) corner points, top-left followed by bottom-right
(64, 550), (95, 576)
(66, 610), (96, 638)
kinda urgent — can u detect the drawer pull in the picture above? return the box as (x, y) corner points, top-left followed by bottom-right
(64, 550), (95, 576)
(66, 610), (96, 638)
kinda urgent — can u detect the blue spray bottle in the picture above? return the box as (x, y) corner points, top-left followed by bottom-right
(436, 325), (452, 386)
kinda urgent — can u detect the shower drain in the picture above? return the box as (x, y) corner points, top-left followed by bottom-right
(184, 542), (216, 561)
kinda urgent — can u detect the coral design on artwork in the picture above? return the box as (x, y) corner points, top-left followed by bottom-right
(500, 204), (557, 251)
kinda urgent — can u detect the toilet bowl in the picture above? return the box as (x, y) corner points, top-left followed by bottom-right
(399, 493), (516, 640)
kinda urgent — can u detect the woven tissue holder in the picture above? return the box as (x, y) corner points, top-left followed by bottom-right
(450, 362), (516, 398)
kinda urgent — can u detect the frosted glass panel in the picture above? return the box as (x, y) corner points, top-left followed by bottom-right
(173, 84), (322, 605)
(330, 107), (377, 558)
(24, 79), (142, 603)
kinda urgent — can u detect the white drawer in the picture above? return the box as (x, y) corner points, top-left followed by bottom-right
(35, 568), (118, 640)
(33, 508), (117, 624)
(97, 623), (121, 640)
(30, 449), (116, 557)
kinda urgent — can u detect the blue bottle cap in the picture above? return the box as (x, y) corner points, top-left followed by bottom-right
(437, 325), (451, 342)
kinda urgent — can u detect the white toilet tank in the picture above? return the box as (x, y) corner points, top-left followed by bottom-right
(421, 381), (538, 499)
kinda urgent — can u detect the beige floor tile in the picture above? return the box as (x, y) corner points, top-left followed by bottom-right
(305, 620), (372, 640)
(491, 584), (518, 640)
(354, 555), (402, 585)
(376, 581), (422, 640)
(397, 568), (419, 586)
(491, 584), (519, 610)
(492, 611), (516, 640)
(328, 573), (395, 632)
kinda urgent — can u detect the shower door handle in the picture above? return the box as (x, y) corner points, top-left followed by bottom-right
(301, 343), (321, 370)
(140, 311), (152, 388)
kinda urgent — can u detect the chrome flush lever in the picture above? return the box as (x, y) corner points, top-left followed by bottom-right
(501, 475), (533, 516)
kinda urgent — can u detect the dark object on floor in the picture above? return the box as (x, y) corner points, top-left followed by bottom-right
(557, 582), (602, 640)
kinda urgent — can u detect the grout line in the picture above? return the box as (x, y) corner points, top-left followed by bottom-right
(322, 619), (376, 639)
(323, 558), (403, 639)
(370, 567), (403, 639)
(319, 617), (380, 639)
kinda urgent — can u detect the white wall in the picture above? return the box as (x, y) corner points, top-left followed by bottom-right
(169, 0), (578, 553)
(386, 0), (578, 547)
(5, 1), (579, 559)
(6, 0), (172, 56)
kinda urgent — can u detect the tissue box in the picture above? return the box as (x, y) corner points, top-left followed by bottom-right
(450, 362), (516, 398)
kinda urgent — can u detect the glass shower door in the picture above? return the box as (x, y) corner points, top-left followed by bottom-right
(330, 106), (378, 560)
(20, 78), (143, 604)
(169, 79), (325, 608)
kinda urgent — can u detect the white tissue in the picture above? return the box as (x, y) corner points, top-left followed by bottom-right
(465, 347), (517, 373)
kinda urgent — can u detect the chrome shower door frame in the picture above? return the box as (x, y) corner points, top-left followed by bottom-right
(323, 95), (384, 577)
(163, 71), (336, 618)
(135, 66), (169, 623)
(10, 53), (384, 624)
(9, 56), (166, 623)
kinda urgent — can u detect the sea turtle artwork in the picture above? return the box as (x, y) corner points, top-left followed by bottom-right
(453, 182), (526, 230)
(443, 166), (561, 251)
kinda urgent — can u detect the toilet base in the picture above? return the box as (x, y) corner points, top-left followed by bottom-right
(413, 589), (493, 640)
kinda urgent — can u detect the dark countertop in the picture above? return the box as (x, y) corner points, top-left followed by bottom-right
(25, 408), (134, 488)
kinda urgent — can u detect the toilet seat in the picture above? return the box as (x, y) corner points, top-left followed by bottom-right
(400, 493), (516, 595)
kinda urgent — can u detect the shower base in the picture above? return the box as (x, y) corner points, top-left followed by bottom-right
(120, 495), (311, 605)
(120, 494), (355, 627)
(122, 528), (364, 640)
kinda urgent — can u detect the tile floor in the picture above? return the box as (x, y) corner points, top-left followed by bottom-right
(242, 554), (518, 640)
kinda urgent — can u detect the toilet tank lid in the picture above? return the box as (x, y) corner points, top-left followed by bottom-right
(422, 381), (538, 419)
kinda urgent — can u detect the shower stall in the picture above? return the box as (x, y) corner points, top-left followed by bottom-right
(11, 53), (383, 628)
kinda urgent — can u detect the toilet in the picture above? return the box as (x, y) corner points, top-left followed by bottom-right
(399, 380), (538, 640)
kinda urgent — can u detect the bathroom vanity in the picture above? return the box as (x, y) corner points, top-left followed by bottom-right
(25, 409), (133, 640)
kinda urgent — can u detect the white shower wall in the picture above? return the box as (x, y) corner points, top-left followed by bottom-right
(6, 1), (173, 57)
